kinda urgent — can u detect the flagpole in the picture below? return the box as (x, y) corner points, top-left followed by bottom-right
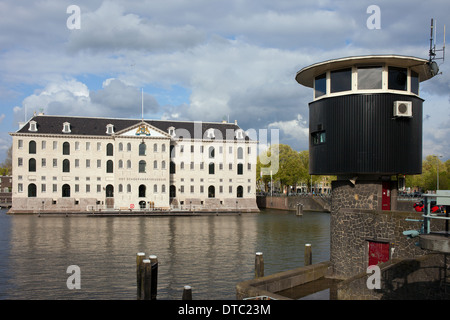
(141, 88), (144, 122)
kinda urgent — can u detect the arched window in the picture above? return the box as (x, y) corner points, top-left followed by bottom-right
(162, 184), (166, 193)
(139, 142), (146, 156)
(139, 160), (146, 173)
(127, 184), (131, 193)
(63, 159), (70, 173)
(29, 141), (36, 154)
(119, 142), (123, 151)
(209, 162), (215, 175)
(28, 158), (36, 172)
(208, 185), (215, 198)
(63, 142), (70, 155)
(237, 147), (243, 160)
(118, 160), (123, 169)
(62, 184), (71, 197)
(162, 144), (166, 152)
(153, 184), (158, 193)
(161, 161), (166, 170)
(209, 146), (215, 158)
(106, 143), (113, 156)
(127, 160), (131, 169)
(106, 160), (114, 173)
(105, 185), (114, 198)
(154, 160), (158, 169)
(170, 161), (176, 174)
(127, 143), (131, 152)
(170, 185), (176, 198)
(153, 143), (158, 152)
(139, 185), (146, 197)
(237, 163), (243, 175)
(237, 186), (243, 198)
(118, 184), (123, 193)
(28, 183), (37, 197)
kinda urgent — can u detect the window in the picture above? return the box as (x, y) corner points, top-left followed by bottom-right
(41, 184), (46, 193)
(106, 124), (114, 134)
(62, 122), (71, 133)
(162, 144), (166, 152)
(209, 146), (215, 158)
(180, 162), (184, 170)
(154, 184), (158, 193)
(97, 159), (101, 168)
(97, 142), (101, 151)
(153, 143), (158, 152)
(18, 140), (23, 149)
(237, 186), (243, 198)
(18, 183), (23, 193)
(75, 159), (79, 168)
(63, 142), (70, 155)
(162, 184), (166, 193)
(86, 142), (90, 151)
(29, 121), (37, 132)
(170, 161), (176, 174)
(106, 160), (113, 173)
(86, 184), (90, 193)
(209, 163), (215, 175)
(106, 143), (113, 156)
(62, 184), (71, 197)
(18, 158), (23, 167)
(127, 143), (131, 152)
(41, 158), (46, 167)
(170, 185), (176, 198)
(330, 68), (351, 93)
(208, 186), (215, 198)
(411, 70), (419, 94)
(29, 158), (36, 172)
(237, 147), (243, 159)
(29, 141), (36, 154)
(161, 161), (166, 170)
(190, 185), (194, 193)
(357, 66), (382, 89)
(206, 128), (215, 139)
(127, 184), (131, 193)
(42, 141), (46, 150)
(53, 159), (57, 168)
(388, 67), (407, 91)
(312, 131), (326, 145)
(118, 160), (123, 169)
(314, 73), (327, 98)
(63, 159), (70, 172)
(154, 160), (158, 169)
(53, 141), (57, 150)
(127, 160), (131, 169)
(139, 160), (146, 173)
(86, 159), (90, 168)
(28, 184), (37, 197)
(105, 185), (114, 198)
(236, 130), (244, 139)
(237, 163), (243, 175)
(118, 184), (123, 193)
(139, 142), (146, 156)
(119, 143), (123, 152)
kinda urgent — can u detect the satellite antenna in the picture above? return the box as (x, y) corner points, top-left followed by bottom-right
(428, 18), (446, 76)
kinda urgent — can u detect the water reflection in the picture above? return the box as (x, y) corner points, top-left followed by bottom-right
(0, 209), (329, 300)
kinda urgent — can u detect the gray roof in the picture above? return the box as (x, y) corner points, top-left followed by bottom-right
(15, 115), (250, 141)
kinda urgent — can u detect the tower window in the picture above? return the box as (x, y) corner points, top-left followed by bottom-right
(312, 131), (326, 145)
(330, 68), (351, 93)
(388, 67), (407, 91)
(314, 73), (326, 98)
(357, 66), (382, 90)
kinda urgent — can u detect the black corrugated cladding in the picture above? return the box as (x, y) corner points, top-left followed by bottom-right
(309, 93), (423, 175)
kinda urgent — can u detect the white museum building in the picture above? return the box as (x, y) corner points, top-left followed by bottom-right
(9, 114), (259, 213)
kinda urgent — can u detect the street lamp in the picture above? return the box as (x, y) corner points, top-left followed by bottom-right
(434, 155), (443, 191)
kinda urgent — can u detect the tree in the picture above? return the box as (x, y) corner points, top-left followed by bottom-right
(0, 145), (12, 176)
(406, 156), (449, 192)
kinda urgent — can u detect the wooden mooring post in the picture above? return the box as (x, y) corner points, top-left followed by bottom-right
(182, 285), (192, 300)
(136, 252), (145, 300)
(305, 243), (312, 266)
(255, 252), (264, 278)
(136, 253), (158, 300)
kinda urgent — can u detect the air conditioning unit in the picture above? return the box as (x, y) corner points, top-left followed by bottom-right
(393, 101), (412, 117)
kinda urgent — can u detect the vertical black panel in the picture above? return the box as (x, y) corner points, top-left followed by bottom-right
(309, 93), (423, 175)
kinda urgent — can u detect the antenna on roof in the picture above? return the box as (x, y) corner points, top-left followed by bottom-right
(428, 18), (445, 76)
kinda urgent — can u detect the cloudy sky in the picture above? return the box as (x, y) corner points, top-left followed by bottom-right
(0, 0), (449, 163)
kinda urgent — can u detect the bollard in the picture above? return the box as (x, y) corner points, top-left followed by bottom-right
(255, 252), (264, 278)
(136, 252), (145, 300)
(305, 244), (312, 266)
(182, 285), (192, 300)
(142, 259), (152, 300)
(149, 255), (158, 300)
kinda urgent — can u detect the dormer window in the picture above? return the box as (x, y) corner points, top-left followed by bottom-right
(28, 121), (37, 132)
(168, 126), (176, 137)
(106, 124), (114, 135)
(62, 122), (71, 133)
(206, 128), (215, 139)
(236, 129), (244, 139)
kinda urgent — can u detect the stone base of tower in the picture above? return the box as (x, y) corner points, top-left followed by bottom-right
(329, 176), (435, 279)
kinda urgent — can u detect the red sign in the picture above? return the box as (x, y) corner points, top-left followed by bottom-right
(130, 204), (135, 209)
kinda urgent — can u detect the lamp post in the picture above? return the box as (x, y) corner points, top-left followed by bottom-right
(434, 155), (443, 191)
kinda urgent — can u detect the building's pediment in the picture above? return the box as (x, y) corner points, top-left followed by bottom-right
(116, 121), (170, 138)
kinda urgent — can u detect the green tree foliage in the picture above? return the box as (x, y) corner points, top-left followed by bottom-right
(0, 146), (12, 176)
(406, 155), (450, 192)
(256, 144), (329, 193)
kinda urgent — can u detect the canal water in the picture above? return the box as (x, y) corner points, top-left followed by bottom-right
(0, 209), (330, 300)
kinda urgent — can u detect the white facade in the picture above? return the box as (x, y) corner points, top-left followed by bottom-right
(9, 115), (259, 213)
